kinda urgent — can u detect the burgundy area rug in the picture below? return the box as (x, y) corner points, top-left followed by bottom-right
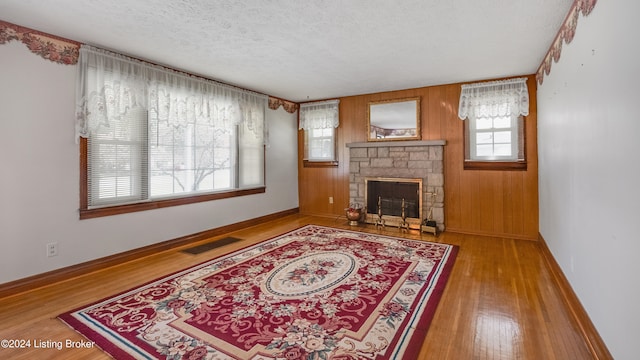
(59, 225), (458, 359)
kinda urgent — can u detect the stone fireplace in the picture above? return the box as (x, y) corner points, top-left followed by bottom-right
(347, 140), (445, 231)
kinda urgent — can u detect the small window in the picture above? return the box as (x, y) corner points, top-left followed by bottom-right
(302, 128), (338, 167)
(304, 128), (336, 161)
(299, 99), (340, 167)
(464, 115), (526, 170)
(458, 77), (529, 171)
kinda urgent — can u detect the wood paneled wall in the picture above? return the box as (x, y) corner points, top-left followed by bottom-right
(298, 75), (539, 240)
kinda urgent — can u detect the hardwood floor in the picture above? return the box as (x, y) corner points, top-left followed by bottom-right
(0, 214), (595, 359)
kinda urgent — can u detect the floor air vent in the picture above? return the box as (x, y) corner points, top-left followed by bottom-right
(181, 237), (242, 254)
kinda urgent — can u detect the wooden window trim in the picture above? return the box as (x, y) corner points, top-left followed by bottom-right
(79, 137), (265, 219)
(464, 160), (527, 171)
(303, 160), (339, 168)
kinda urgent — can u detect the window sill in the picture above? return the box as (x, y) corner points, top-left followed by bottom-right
(303, 160), (339, 168)
(464, 161), (527, 171)
(79, 187), (266, 219)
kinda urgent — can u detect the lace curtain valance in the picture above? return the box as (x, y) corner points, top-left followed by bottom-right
(458, 78), (529, 121)
(299, 99), (340, 130)
(75, 45), (267, 141)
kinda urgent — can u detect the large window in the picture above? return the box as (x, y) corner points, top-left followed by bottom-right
(458, 78), (529, 170)
(76, 45), (267, 218)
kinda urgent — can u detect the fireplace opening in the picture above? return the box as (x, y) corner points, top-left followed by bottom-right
(365, 178), (422, 222)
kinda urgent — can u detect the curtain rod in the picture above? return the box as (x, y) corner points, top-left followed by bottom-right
(81, 44), (268, 98)
(299, 99), (340, 108)
(461, 77), (528, 90)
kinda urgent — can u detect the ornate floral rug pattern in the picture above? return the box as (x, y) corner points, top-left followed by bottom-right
(59, 225), (458, 359)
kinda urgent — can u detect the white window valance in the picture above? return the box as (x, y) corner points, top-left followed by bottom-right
(75, 45), (267, 141)
(458, 78), (529, 121)
(299, 99), (340, 130)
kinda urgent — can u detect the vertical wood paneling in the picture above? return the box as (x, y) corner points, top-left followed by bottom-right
(512, 173), (525, 235)
(443, 84), (463, 230)
(523, 82), (539, 237)
(491, 172), (505, 233)
(502, 173), (516, 235)
(298, 75), (539, 239)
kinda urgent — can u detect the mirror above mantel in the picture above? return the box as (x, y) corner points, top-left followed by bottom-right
(367, 97), (421, 142)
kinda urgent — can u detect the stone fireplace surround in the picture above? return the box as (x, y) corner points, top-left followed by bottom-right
(347, 140), (446, 231)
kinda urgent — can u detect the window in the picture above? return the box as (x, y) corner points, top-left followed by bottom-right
(88, 106), (148, 206)
(76, 45), (267, 218)
(466, 114), (525, 159)
(304, 128), (336, 161)
(458, 78), (529, 170)
(299, 100), (340, 167)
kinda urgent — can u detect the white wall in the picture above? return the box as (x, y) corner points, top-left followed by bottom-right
(0, 41), (299, 284)
(537, 1), (640, 359)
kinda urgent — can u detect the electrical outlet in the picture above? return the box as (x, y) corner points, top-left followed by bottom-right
(329, 196), (334, 204)
(46, 242), (58, 257)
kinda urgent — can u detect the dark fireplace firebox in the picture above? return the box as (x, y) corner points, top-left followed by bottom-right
(364, 178), (422, 227)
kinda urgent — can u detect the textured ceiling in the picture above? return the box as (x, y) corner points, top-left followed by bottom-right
(0, 0), (573, 102)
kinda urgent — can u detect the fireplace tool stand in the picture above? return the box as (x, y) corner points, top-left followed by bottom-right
(398, 198), (410, 232)
(421, 192), (437, 236)
(375, 196), (385, 228)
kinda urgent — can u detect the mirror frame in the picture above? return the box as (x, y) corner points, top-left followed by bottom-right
(367, 97), (421, 142)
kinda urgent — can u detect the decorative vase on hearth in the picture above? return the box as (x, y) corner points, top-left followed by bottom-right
(345, 204), (362, 226)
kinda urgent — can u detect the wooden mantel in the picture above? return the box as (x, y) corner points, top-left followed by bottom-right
(346, 140), (446, 148)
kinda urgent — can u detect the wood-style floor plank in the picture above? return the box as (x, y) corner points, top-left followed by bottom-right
(0, 215), (594, 359)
